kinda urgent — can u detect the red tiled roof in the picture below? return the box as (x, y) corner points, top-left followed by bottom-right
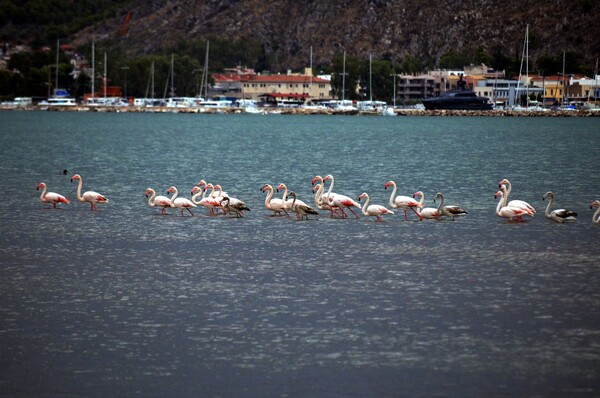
(244, 75), (329, 84)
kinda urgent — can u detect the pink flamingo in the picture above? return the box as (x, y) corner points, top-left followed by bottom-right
(166, 186), (196, 216)
(145, 188), (171, 215)
(312, 183), (341, 217)
(261, 183), (289, 216)
(385, 180), (422, 221)
(590, 200), (600, 223)
(313, 175), (337, 205)
(191, 185), (217, 215)
(37, 182), (70, 208)
(320, 175), (360, 218)
(358, 192), (394, 222)
(412, 191), (445, 220)
(495, 189), (534, 222)
(498, 179), (536, 215)
(70, 174), (108, 210)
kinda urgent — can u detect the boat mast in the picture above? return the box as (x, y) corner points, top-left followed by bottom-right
(103, 52), (107, 98)
(55, 39), (59, 95)
(170, 53), (175, 98)
(369, 53), (373, 103)
(562, 50), (566, 106)
(340, 51), (347, 102)
(151, 61), (155, 101)
(200, 40), (209, 99)
(525, 24), (529, 106)
(91, 42), (95, 99)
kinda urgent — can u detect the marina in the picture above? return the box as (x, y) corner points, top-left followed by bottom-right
(1, 112), (599, 397)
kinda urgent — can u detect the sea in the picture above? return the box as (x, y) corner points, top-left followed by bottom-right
(0, 111), (599, 397)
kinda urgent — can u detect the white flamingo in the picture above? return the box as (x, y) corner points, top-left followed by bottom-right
(288, 191), (319, 220)
(166, 186), (196, 216)
(358, 192), (394, 222)
(261, 183), (289, 216)
(384, 180), (422, 221)
(312, 183), (341, 217)
(542, 191), (577, 223)
(412, 191), (445, 220)
(191, 185), (218, 215)
(495, 189), (534, 222)
(145, 187), (171, 215)
(313, 175), (337, 205)
(70, 174), (108, 211)
(37, 182), (70, 208)
(321, 175), (361, 218)
(591, 200), (600, 223)
(499, 179), (536, 215)
(433, 192), (468, 220)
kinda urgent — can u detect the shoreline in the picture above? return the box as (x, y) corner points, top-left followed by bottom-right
(1, 105), (599, 117)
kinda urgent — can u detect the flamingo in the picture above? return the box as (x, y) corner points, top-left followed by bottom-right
(166, 186), (196, 216)
(542, 191), (577, 223)
(495, 189), (534, 222)
(70, 174), (108, 211)
(433, 192), (468, 220)
(37, 182), (70, 208)
(145, 187), (171, 215)
(321, 175), (360, 218)
(591, 200), (600, 223)
(261, 183), (289, 216)
(312, 183), (341, 217)
(287, 191), (319, 220)
(498, 179), (536, 215)
(220, 196), (250, 217)
(358, 192), (394, 222)
(312, 175), (337, 205)
(277, 183), (310, 218)
(384, 180), (422, 221)
(190, 185), (219, 215)
(412, 191), (445, 220)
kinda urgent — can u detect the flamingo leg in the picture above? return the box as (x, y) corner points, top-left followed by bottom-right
(404, 209), (409, 221)
(411, 207), (423, 221)
(186, 207), (194, 216)
(347, 207), (359, 218)
(376, 216), (382, 222)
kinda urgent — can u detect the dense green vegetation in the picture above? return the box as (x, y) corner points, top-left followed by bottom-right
(0, 0), (594, 103)
(0, 0), (132, 45)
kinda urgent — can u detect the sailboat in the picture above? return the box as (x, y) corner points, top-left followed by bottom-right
(41, 39), (77, 107)
(513, 25), (545, 111)
(583, 58), (599, 111)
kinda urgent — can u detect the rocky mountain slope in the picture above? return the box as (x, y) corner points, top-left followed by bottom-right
(32, 0), (600, 72)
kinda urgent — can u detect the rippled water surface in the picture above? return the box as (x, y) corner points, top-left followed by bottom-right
(1, 111), (599, 397)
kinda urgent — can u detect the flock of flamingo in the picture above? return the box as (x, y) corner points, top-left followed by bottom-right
(36, 174), (600, 224)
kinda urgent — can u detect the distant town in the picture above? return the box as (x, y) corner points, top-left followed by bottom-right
(1, 41), (599, 115)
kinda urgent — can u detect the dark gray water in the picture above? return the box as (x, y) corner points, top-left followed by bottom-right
(1, 111), (599, 397)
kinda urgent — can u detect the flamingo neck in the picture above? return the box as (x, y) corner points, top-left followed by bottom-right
(594, 205), (600, 223)
(387, 182), (397, 208)
(191, 189), (203, 205)
(315, 184), (325, 206)
(504, 181), (512, 201)
(75, 177), (84, 202)
(280, 185), (288, 201)
(264, 186), (273, 206)
(360, 194), (370, 216)
(39, 184), (47, 201)
(169, 188), (179, 206)
(325, 176), (334, 198)
(436, 195), (445, 211)
(544, 195), (554, 217)
(147, 190), (156, 207)
(496, 192), (505, 216)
